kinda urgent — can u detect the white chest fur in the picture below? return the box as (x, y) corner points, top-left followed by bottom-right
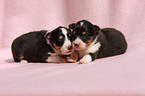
(77, 42), (101, 59)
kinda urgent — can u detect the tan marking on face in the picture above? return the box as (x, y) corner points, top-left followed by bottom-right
(53, 43), (61, 52)
(59, 35), (63, 40)
(86, 37), (94, 47)
(82, 32), (86, 35)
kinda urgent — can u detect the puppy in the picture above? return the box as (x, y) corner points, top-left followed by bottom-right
(69, 20), (127, 64)
(11, 26), (74, 63)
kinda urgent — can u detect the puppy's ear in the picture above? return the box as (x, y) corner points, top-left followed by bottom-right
(93, 25), (100, 31)
(93, 25), (100, 35)
(45, 33), (51, 44)
(45, 32), (51, 39)
(69, 23), (75, 29)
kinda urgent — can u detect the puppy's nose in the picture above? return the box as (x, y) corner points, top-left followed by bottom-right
(68, 46), (72, 50)
(74, 43), (79, 47)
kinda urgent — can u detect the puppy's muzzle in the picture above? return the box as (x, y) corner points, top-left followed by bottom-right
(74, 43), (80, 48)
(68, 45), (73, 50)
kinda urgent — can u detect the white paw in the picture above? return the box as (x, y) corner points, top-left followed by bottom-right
(20, 60), (28, 63)
(79, 54), (92, 64)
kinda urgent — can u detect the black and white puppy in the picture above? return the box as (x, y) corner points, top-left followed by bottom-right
(11, 26), (74, 63)
(69, 20), (127, 64)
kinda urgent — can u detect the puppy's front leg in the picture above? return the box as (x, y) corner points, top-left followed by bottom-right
(46, 55), (67, 63)
(79, 53), (95, 64)
(67, 51), (79, 63)
(79, 42), (101, 64)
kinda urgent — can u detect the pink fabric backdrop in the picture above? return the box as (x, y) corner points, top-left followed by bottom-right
(0, 0), (145, 95)
(0, 0), (145, 48)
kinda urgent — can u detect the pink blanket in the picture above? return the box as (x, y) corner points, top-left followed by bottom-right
(0, 0), (145, 96)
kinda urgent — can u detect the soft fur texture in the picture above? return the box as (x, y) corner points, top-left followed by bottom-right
(11, 26), (74, 63)
(69, 20), (127, 64)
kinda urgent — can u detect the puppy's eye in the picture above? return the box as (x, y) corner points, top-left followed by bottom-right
(59, 36), (63, 40)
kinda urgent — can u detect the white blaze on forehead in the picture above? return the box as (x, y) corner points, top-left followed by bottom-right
(80, 22), (84, 27)
(60, 28), (69, 42)
(60, 28), (71, 53)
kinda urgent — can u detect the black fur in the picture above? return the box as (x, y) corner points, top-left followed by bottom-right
(97, 28), (127, 58)
(11, 30), (52, 62)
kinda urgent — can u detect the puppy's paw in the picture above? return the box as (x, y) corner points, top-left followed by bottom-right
(20, 60), (28, 63)
(67, 51), (79, 63)
(67, 58), (77, 63)
(61, 58), (68, 63)
(79, 54), (92, 64)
